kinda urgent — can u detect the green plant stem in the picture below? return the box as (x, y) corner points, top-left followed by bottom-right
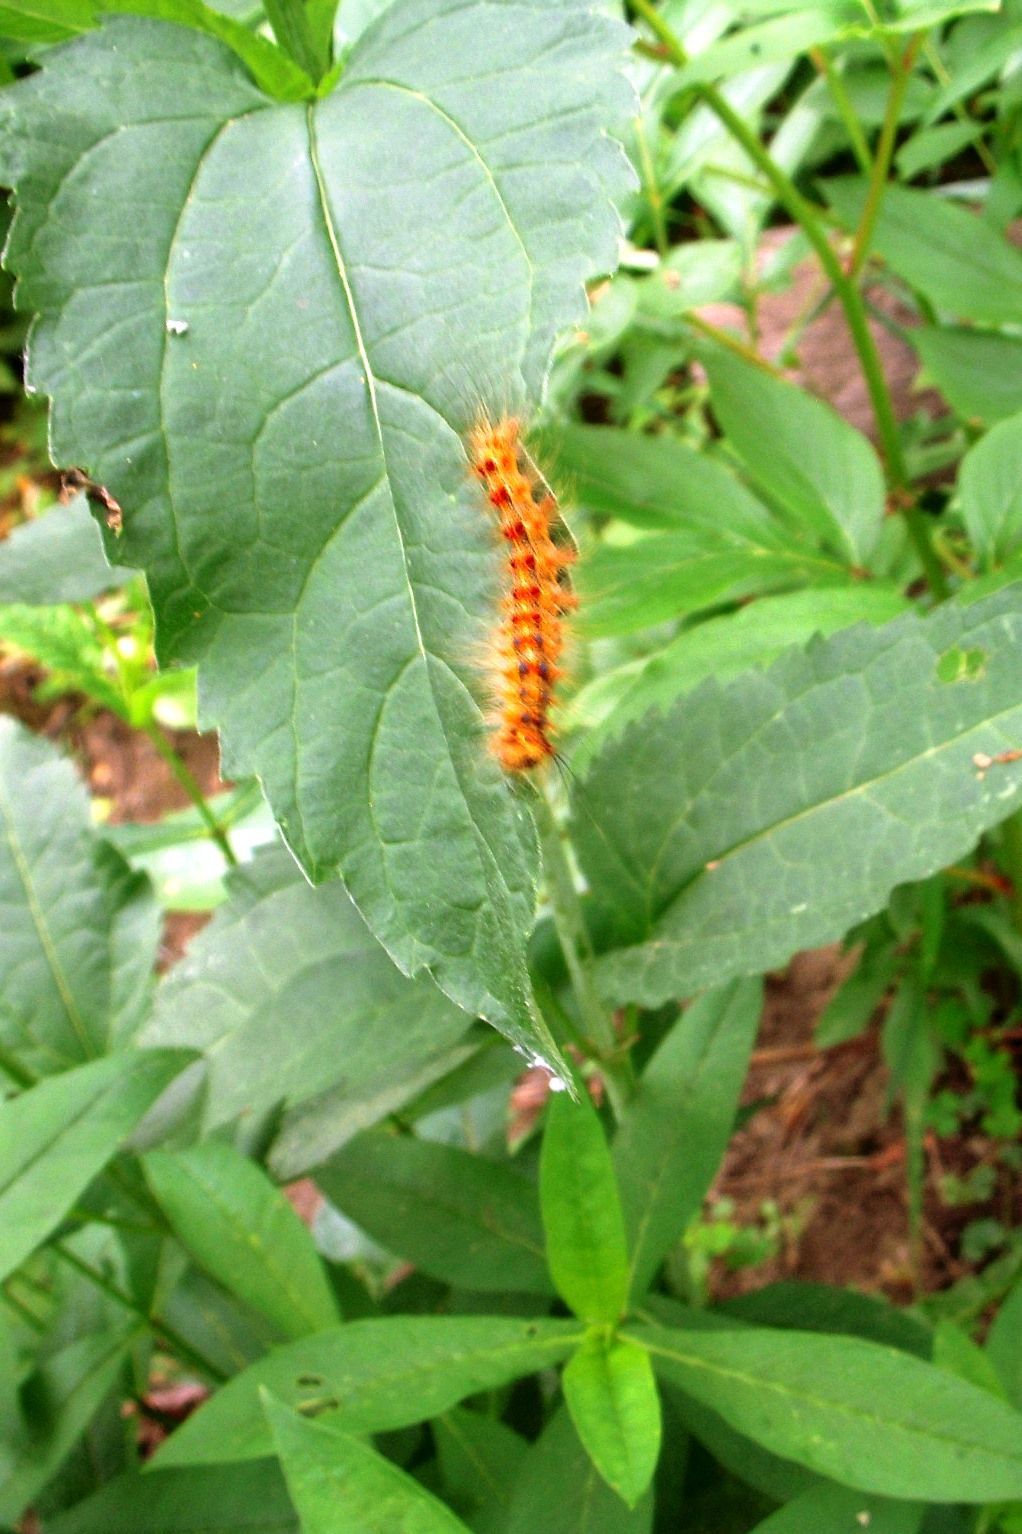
(634, 114), (670, 257)
(810, 47), (872, 175)
(532, 783), (634, 1112)
(629, 0), (951, 601)
(685, 312), (783, 375)
(848, 35), (921, 280)
(144, 724), (238, 868)
(1000, 810), (1022, 936)
(53, 1240), (227, 1384)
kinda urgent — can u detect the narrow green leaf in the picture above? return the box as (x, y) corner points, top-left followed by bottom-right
(314, 1133), (552, 1295)
(265, 1395), (472, 1532)
(720, 1281), (933, 1358)
(577, 535), (837, 638)
(703, 350), (885, 565)
(959, 410), (1022, 569)
(576, 591), (1022, 1008)
(0, 4), (633, 1056)
(46, 1461), (299, 1533)
(154, 1317), (582, 1467)
(987, 1278), (1022, 1408)
(825, 180), (1022, 326)
(747, 1483), (923, 1533)
(562, 1335), (661, 1507)
(614, 979), (762, 1301)
(99, 839), (163, 1047)
(630, 1320), (1022, 1501)
(434, 1408), (525, 1528)
(0, 493), (131, 605)
(506, 1407), (653, 1534)
(541, 423), (778, 538)
(143, 849), (471, 1134)
(0, 719), (157, 1073)
(933, 1319), (1007, 1399)
(144, 1140), (340, 1340)
(540, 1092), (629, 1324)
(0, 1325), (134, 1524)
(911, 327), (1022, 426)
(268, 1036), (488, 1181)
(0, 1050), (191, 1282)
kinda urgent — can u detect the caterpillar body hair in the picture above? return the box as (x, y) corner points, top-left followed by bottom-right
(467, 415), (575, 774)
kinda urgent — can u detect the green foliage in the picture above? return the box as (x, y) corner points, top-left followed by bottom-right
(2, 0), (1022, 1527)
(0, 0), (633, 1062)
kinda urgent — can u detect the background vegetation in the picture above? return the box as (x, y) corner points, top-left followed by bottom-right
(2, 0), (1022, 1528)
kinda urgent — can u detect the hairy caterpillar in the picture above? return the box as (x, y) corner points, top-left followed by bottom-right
(468, 416), (575, 773)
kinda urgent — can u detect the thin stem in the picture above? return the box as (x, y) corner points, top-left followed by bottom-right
(685, 312), (783, 375)
(145, 724), (238, 868)
(921, 37), (998, 177)
(53, 1241), (227, 1383)
(532, 782), (634, 1112)
(634, 114), (670, 257)
(630, 0), (951, 600)
(848, 35), (921, 280)
(810, 47), (872, 175)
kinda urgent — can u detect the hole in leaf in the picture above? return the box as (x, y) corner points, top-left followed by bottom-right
(936, 645), (988, 684)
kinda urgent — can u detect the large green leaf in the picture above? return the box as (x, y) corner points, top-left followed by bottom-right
(630, 1320), (1022, 1501)
(143, 849), (472, 1132)
(702, 350), (885, 566)
(0, 492), (131, 604)
(575, 590), (1022, 1007)
(144, 1139), (340, 1339)
(265, 1397), (473, 1533)
(0, 1325), (135, 1524)
(0, 4), (632, 1058)
(562, 1335), (661, 1508)
(154, 1316), (583, 1466)
(540, 1092), (629, 1324)
(0, 718), (161, 1073)
(988, 1278), (1022, 1409)
(959, 411), (1022, 570)
(825, 180), (1022, 326)
(567, 585), (910, 773)
(614, 979), (762, 1301)
(46, 1461), (299, 1533)
(0, 1049), (191, 1282)
(506, 1407), (653, 1534)
(910, 327), (1022, 425)
(434, 1408), (526, 1527)
(314, 1131), (552, 1295)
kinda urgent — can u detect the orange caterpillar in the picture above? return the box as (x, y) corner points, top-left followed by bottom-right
(468, 416), (575, 773)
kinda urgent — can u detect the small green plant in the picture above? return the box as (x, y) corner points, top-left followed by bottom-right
(2, 0), (1022, 1528)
